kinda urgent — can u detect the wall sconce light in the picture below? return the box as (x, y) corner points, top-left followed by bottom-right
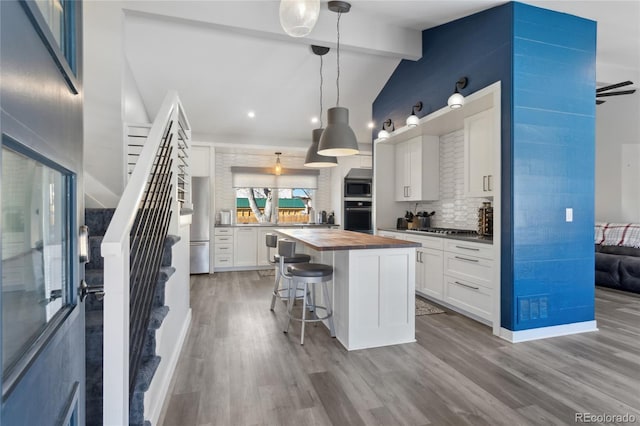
(377, 119), (395, 140)
(406, 101), (423, 127)
(447, 77), (468, 109)
(274, 152), (283, 176)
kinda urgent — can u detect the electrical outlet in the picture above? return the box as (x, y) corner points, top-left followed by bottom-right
(566, 208), (573, 222)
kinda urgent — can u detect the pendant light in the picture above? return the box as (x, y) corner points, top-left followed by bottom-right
(317, 1), (359, 157)
(274, 152), (283, 176)
(305, 45), (338, 168)
(279, 0), (321, 38)
(448, 77), (468, 109)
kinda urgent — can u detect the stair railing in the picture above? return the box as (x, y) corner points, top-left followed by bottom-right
(101, 91), (191, 425)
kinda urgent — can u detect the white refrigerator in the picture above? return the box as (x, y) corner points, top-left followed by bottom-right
(189, 176), (210, 274)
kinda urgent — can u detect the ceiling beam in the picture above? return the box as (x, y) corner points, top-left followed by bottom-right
(123, 1), (422, 61)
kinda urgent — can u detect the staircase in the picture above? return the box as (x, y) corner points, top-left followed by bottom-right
(85, 208), (180, 426)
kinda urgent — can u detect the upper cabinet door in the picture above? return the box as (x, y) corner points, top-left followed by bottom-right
(464, 109), (495, 197)
(394, 136), (439, 202)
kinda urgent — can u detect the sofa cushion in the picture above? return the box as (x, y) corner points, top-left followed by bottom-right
(598, 245), (640, 257)
(620, 257), (640, 293)
(595, 252), (621, 289)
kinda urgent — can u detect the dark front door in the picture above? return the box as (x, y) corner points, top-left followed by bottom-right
(1, 0), (85, 425)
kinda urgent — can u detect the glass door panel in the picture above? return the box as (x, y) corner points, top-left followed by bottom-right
(2, 144), (71, 373)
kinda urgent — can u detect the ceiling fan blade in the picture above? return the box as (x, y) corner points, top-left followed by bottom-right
(596, 99), (606, 105)
(596, 89), (636, 98)
(596, 80), (633, 93)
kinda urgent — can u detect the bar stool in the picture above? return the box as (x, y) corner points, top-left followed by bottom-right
(279, 240), (336, 345)
(265, 234), (310, 311)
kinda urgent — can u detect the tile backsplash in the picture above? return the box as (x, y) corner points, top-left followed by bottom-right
(412, 129), (491, 230)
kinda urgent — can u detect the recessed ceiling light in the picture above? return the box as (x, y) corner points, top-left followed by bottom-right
(247, 111), (256, 118)
(367, 122), (374, 129)
(311, 117), (319, 124)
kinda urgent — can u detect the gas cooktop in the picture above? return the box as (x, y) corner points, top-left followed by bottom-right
(410, 227), (478, 235)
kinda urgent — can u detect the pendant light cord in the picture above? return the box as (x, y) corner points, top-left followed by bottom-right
(319, 54), (324, 128)
(336, 11), (341, 107)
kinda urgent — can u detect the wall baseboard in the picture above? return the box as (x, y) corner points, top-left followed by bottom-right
(147, 308), (192, 425)
(499, 320), (598, 343)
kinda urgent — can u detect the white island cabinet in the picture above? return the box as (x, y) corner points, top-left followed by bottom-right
(276, 228), (419, 351)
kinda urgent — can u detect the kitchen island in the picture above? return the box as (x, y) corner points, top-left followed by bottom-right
(275, 228), (420, 351)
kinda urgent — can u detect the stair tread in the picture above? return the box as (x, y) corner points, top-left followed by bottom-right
(149, 305), (170, 329)
(134, 355), (161, 392)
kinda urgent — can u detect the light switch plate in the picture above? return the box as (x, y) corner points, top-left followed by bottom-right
(566, 208), (573, 222)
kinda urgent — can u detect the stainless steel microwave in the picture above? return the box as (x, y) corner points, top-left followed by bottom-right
(344, 180), (372, 197)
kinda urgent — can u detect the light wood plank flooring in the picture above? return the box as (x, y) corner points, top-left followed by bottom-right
(158, 271), (640, 426)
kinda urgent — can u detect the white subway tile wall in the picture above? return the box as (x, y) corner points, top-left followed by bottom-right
(214, 152), (332, 218)
(415, 129), (490, 230)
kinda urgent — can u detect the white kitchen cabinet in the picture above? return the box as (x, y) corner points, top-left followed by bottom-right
(443, 239), (494, 322)
(416, 247), (444, 300)
(234, 227), (258, 267)
(394, 136), (439, 202)
(404, 233), (444, 300)
(464, 109), (495, 197)
(214, 227), (234, 268)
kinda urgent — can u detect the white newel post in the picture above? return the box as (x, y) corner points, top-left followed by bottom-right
(102, 238), (130, 426)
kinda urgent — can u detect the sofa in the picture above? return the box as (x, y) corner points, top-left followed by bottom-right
(595, 223), (640, 294)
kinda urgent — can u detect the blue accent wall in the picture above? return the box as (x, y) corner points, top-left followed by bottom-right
(372, 2), (596, 331)
(510, 3), (596, 330)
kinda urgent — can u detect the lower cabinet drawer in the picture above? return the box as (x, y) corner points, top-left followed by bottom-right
(443, 252), (493, 288)
(214, 254), (233, 267)
(215, 244), (233, 255)
(444, 275), (492, 322)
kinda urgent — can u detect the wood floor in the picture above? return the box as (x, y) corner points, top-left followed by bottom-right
(158, 271), (640, 426)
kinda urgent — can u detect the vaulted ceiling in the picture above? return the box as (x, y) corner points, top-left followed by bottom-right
(123, 1), (640, 153)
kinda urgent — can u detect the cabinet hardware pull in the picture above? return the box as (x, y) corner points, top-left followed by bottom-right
(419, 252), (423, 263)
(488, 175), (492, 191)
(455, 245), (480, 251)
(483, 175), (487, 191)
(454, 281), (479, 290)
(455, 256), (479, 263)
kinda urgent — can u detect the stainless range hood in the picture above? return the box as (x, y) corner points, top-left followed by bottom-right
(344, 168), (373, 180)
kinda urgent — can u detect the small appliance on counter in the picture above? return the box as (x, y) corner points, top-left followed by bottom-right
(327, 212), (335, 224)
(220, 210), (232, 225)
(478, 201), (493, 236)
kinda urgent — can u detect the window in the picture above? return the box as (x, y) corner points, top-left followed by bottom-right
(22, 0), (78, 93)
(235, 188), (313, 224)
(2, 139), (74, 374)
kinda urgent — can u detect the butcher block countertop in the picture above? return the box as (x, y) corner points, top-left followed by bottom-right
(275, 228), (420, 252)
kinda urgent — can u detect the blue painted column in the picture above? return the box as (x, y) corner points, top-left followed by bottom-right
(509, 2), (596, 330)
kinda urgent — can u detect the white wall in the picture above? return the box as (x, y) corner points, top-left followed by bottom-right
(144, 223), (192, 425)
(123, 58), (150, 124)
(595, 93), (640, 222)
(83, 2), (127, 201)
